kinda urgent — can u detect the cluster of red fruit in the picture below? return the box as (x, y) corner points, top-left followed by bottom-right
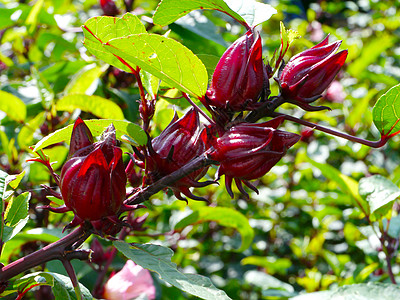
(41, 28), (347, 232)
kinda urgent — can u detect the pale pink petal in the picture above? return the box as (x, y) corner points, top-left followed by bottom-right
(104, 260), (156, 300)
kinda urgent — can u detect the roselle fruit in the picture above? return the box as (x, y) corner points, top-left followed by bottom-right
(40, 118), (127, 226)
(60, 119), (127, 221)
(100, 0), (119, 16)
(205, 29), (266, 112)
(145, 108), (211, 201)
(209, 117), (300, 198)
(278, 35), (348, 111)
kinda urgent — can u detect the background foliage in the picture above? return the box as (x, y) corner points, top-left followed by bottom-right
(2, 0), (400, 299)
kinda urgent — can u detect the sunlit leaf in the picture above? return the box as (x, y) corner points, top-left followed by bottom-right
(33, 119), (147, 152)
(82, 13), (146, 73)
(308, 159), (368, 213)
(153, 0), (277, 28)
(105, 33), (208, 99)
(241, 256), (291, 275)
(290, 282), (400, 300)
(17, 112), (46, 149)
(372, 83), (400, 137)
(31, 66), (54, 109)
(3, 217), (29, 243)
(244, 270), (295, 298)
(114, 241), (231, 300)
(174, 11), (227, 47)
(4, 192), (30, 227)
(140, 70), (160, 97)
(25, 0), (44, 34)
(57, 94), (125, 120)
(63, 64), (105, 95)
(359, 175), (400, 221)
(14, 272), (92, 300)
(0, 170), (8, 201)
(174, 206), (254, 252)
(348, 35), (395, 77)
(0, 91), (27, 122)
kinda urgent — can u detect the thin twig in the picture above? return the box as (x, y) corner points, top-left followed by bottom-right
(273, 112), (389, 148)
(182, 93), (215, 125)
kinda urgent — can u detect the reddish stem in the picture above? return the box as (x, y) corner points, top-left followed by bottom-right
(61, 259), (82, 300)
(92, 226), (130, 298)
(0, 226), (90, 283)
(273, 112), (389, 148)
(183, 93), (215, 125)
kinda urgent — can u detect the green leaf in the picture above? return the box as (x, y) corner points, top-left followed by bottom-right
(271, 22), (300, 68)
(82, 13), (146, 73)
(15, 228), (66, 243)
(359, 175), (400, 221)
(384, 215), (400, 238)
(25, 0), (44, 35)
(153, 0), (277, 28)
(0, 170), (8, 201)
(57, 94), (125, 120)
(114, 241), (231, 300)
(244, 270), (295, 298)
(355, 263), (379, 283)
(64, 64), (105, 95)
(4, 192), (30, 227)
(14, 272), (55, 293)
(14, 272), (92, 300)
(175, 206), (254, 252)
(17, 112), (46, 149)
(42, 145), (69, 170)
(290, 282), (400, 300)
(197, 54), (220, 80)
(372, 83), (400, 137)
(33, 119), (147, 152)
(241, 256), (291, 275)
(140, 70), (160, 97)
(51, 273), (92, 300)
(0, 8), (17, 31)
(348, 35), (395, 77)
(31, 66), (54, 109)
(308, 159), (368, 213)
(0, 91), (27, 122)
(3, 217), (29, 243)
(174, 11), (227, 47)
(105, 33), (208, 99)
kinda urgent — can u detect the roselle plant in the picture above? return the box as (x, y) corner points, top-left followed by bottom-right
(2, 0), (400, 299)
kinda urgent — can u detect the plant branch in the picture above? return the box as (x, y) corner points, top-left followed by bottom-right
(245, 95), (286, 123)
(61, 259), (82, 300)
(0, 226), (91, 283)
(125, 152), (217, 205)
(134, 71), (154, 132)
(273, 112), (389, 148)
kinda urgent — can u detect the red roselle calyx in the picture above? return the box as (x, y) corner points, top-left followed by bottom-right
(40, 118), (137, 231)
(209, 117), (300, 198)
(100, 0), (119, 16)
(204, 29), (267, 112)
(278, 35), (348, 111)
(143, 109), (212, 201)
